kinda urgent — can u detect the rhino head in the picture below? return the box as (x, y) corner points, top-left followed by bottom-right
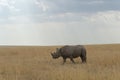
(51, 48), (61, 59)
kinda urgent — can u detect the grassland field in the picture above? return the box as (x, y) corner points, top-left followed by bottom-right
(0, 44), (120, 80)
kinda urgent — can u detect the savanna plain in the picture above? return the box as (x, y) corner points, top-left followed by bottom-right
(0, 44), (120, 80)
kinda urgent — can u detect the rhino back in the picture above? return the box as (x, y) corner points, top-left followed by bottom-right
(60, 45), (84, 58)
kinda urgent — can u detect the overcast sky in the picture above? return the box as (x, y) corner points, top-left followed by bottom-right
(0, 0), (120, 45)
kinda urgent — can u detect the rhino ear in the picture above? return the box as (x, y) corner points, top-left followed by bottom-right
(56, 48), (59, 51)
(59, 48), (62, 53)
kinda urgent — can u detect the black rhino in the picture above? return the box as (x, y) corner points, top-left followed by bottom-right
(51, 45), (87, 64)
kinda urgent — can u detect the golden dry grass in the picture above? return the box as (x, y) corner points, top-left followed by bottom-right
(0, 44), (120, 80)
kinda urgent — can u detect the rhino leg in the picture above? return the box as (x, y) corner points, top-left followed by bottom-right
(82, 56), (87, 63)
(70, 59), (75, 63)
(80, 56), (86, 63)
(62, 57), (66, 64)
(80, 49), (87, 63)
(70, 57), (75, 64)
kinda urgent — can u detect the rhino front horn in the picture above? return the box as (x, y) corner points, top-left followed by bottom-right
(51, 53), (53, 55)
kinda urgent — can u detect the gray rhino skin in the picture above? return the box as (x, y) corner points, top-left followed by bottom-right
(51, 45), (87, 64)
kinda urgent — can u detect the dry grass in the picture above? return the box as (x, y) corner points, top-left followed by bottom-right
(0, 44), (120, 80)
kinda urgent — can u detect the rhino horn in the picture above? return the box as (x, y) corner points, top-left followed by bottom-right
(51, 52), (53, 55)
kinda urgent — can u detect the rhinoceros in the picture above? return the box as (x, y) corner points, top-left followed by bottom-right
(51, 45), (87, 64)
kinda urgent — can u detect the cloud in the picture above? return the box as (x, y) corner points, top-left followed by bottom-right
(0, 0), (9, 7)
(0, 0), (120, 45)
(35, 0), (49, 12)
(84, 11), (120, 27)
(1, 10), (120, 45)
(8, 15), (32, 24)
(0, 25), (43, 45)
(0, 0), (20, 12)
(34, 0), (120, 14)
(3, 10), (120, 45)
(1, 0), (120, 23)
(71, 0), (104, 5)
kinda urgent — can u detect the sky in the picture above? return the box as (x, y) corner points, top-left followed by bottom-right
(0, 0), (120, 45)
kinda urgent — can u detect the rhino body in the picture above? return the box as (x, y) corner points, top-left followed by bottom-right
(51, 45), (87, 64)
